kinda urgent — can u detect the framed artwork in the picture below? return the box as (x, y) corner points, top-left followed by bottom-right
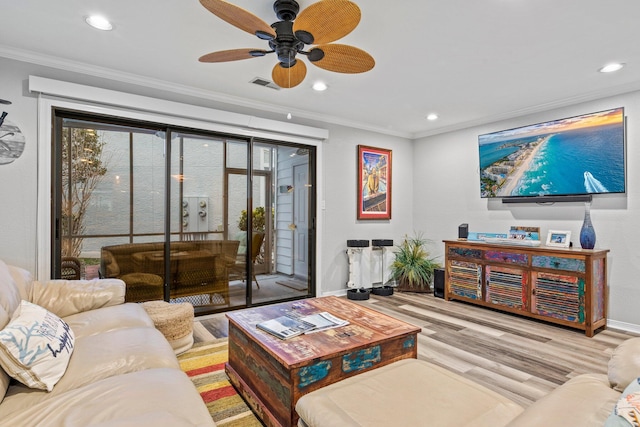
(357, 145), (392, 220)
(546, 230), (571, 248)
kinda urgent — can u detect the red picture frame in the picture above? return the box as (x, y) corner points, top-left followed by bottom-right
(357, 145), (392, 220)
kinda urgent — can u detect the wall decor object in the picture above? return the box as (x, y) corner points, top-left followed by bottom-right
(0, 114), (26, 165)
(357, 145), (391, 220)
(478, 107), (625, 202)
(546, 230), (571, 248)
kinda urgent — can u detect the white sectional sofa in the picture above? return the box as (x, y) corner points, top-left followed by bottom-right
(0, 259), (214, 426)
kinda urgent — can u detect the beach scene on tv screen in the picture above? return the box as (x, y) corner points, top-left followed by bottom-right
(479, 107), (625, 198)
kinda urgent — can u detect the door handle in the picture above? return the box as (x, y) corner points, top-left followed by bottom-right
(288, 224), (297, 230)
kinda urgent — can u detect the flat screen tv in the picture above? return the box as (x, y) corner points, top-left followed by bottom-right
(479, 107), (626, 200)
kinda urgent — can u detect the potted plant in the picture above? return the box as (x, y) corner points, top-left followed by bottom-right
(391, 233), (441, 292)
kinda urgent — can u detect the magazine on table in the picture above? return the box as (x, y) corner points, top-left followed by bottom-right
(300, 312), (349, 334)
(256, 312), (349, 339)
(256, 315), (316, 340)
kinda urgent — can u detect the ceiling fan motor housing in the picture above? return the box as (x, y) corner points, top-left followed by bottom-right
(270, 21), (304, 67)
(273, 0), (299, 21)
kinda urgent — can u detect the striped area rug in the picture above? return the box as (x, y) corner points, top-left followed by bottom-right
(178, 338), (263, 427)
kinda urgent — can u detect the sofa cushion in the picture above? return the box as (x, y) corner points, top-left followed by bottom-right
(296, 358), (523, 427)
(0, 368), (215, 426)
(609, 337), (640, 392)
(29, 278), (125, 318)
(605, 377), (640, 426)
(0, 326), (177, 416)
(506, 373), (620, 427)
(63, 302), (153, 339)
(0, 300), (74, 391)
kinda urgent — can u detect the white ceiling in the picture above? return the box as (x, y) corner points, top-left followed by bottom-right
(1, 0), (639, 138)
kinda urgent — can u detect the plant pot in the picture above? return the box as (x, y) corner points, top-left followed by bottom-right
(347, 288), (371, 300)
(395, 279), (431, 293)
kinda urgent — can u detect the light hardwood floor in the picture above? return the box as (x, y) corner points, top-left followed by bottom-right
(195, 292), (637, 408)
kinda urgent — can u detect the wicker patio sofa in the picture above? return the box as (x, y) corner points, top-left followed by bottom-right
(100, 240), (239, 304)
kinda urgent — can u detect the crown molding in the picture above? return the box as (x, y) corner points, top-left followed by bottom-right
(0, 45), (413, 140)
(412, 81), (640, 140)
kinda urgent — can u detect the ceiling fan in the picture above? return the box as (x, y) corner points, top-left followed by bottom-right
(198, 0), (375, 88)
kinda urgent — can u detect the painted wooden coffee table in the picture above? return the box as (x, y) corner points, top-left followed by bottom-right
(225, 296), (420, 427)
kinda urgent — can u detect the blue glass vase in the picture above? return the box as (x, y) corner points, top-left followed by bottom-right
(579, 202), (596, 249)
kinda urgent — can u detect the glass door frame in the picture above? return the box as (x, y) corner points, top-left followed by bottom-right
(51, 109), (317, 313)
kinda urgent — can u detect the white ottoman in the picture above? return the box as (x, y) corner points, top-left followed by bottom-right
(295, 358), (523, 427)
(141, 301), (194, 355)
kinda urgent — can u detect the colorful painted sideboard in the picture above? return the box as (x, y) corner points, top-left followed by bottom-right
(444, 240), (608, 337)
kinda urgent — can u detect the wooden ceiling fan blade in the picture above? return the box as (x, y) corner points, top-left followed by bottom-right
(200, 0), (276, 39)
(293, 0), (361, 45)
(310, 44), (375, 73)
(272, 61), (307, 88)
(199, 49), (266, 63)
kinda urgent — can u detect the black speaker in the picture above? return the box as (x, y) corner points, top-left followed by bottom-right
(434, 268), (445, 298)
(372, 239), (393, 247)
(458, 223), (468, 240)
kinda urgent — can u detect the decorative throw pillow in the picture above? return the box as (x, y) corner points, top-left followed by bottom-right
(0, 300), (75, 391)
(606, 377), (640, 426)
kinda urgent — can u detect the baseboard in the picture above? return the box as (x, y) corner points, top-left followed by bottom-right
(607, 319), (640, 335)
(320, 289), (349, 297)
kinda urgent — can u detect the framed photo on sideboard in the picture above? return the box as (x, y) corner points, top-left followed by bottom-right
(546, 230), (571, 248)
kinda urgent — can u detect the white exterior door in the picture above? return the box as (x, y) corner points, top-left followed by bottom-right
(293, 164), (309, 279)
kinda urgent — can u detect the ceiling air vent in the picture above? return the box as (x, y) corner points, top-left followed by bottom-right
(250, 77), (280, 90)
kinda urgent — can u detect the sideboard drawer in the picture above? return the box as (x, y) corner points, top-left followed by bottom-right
(531, 255), (585, 273)
(447, 247), (482, 260)
(484, 250), (528, 265)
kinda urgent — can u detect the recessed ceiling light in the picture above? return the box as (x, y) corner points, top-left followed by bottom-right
(599, 63), (625, 73)
(85, 15), (113, 31)
(426, 113), (438, 121)
(312, 81), (328, 91)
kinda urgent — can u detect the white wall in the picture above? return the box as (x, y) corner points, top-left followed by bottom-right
(0, 58), (39, 271)
(413, 91), (640, 331)
(319, 125), (414, 294)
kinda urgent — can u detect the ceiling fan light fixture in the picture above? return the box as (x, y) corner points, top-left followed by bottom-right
(85, 15), (113, 31)
(312, 81), (328, 91)
(599, 63), (625, 73)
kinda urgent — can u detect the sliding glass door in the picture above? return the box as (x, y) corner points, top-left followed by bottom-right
(52, 110), (315, 314)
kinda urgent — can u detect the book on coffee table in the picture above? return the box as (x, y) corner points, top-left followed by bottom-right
(256, 315), (316, 340)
